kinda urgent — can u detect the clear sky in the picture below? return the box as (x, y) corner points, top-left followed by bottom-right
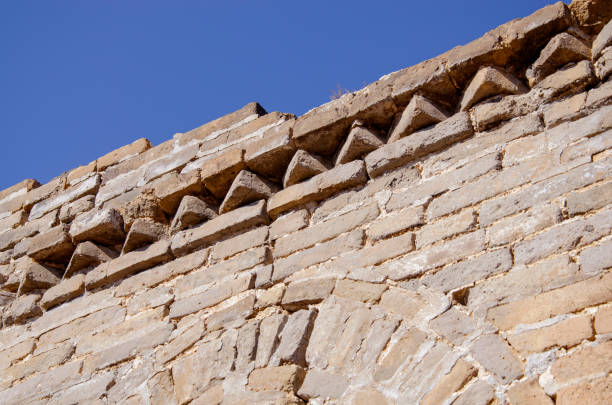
(0, 0), (565, 190)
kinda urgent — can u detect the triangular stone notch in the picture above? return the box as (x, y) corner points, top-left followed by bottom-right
(220, 170), (278, 214)
(170, 195), (218, 232)
(122, 218), (168, 254)
(283, 150), (329, 188)
(526, 32), (591, 86)
(335, 121), (384, 165)
(460, 66), (527, 111)
(387, 95), (449, 143)
(65, 241), (117, 277)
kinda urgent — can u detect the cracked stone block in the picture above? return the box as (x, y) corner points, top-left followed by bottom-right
(70, 207), (125, 246)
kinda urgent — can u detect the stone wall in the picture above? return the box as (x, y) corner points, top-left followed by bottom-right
(0, 1), (611, 404)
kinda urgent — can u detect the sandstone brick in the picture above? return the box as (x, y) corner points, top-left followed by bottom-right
(478, 156), (612, 226)
(283, 150), (328, 188)
(190, 385), (224, 405)
(416, 208), (475, 249)
(367, 205), (423, 241)
(65, 241), (116, 276)
(0, 210), (26, 232)
(550, 340), (612, 386)
(297, 368), (348, 400)
(0, 338), (34, 370)
(255, 313), (288, 368)
(235, 318), (259, 369)
(29, 174), (100, 220)
(281, 277), (336, 310)
(592, 18), (612, 59)
(384, 230), (484, 281)
(536, 59), (595, 98)
(336, 123), (384, 164)
(46, 371), (115, 405)
(126, 284), (173, 315)
(269, 209), (309, 240)
(220, 170), (276, 214)
(255, 283), (285, 308)
(487, 202), (561, 246)
(586, 77), (612, 109)
(507, 314), (592, 355)
(170, 195), (217, 232)
(210, 226), (268, 263)
(248, 365), (305, 394)
(374, 327), (427, 382)
(507, 378), (553, 405)
(66, 160), (96, 186)
(421, 359), (476, 405)
(85, 239), (171, 290)
(547, 105), (612, 151)
(97, 138), (152, 171)
(245, 118), (296, 182)
(526, 32), (590, 86)
(579, 238), (612, 276)
(115, 248), (207, 296)
(594, 305), (612, 334)
(595, 46), (612, 80)
(430, 306), (477, 345)
(380, 287), (449, 325)
(272, 308), (316, 366)
(487, 270), (612, 330)
(0, 209), (58, 252)
(0, 341), (74, 387)
(388, 94), (448, 143)
(58, 195), (94, 223)
(275, 202), (377, 259)
(40, 274), (85, 310)
(556, 374), (612, 405)
(567, 180), (612, 216)
(503, 132), (547, 166)
(2, 294), (41, 325)
(366, 112), (473, 178)
(333, 279), (386, 304)
(513, 207), (611, 265)
(96, 168), (144, 207)
(206, 293), (255, 331)
(0, 179), (39, 204)
(70, 207), (125, 245)
(461, 67), (526, 111)
(122, 218), (166, 253)
(543, 91), (587, 128)
(470, 334), (522, 382)
(451, 381), (495, 405)
(200, 148), (246, 199)
(147, 170), (202, 214)
(17, 259), (60, 293)
(169, 272), (253, 319)
(27, 224), (74, 263)
(171, 199), (268, 256)
(141, 143), (199, 185)
(155, 319), (204, 364)
(272, 230), (363, 281)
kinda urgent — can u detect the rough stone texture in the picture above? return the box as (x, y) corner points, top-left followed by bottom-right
(170, 195), (217, 232)
(388, 94), (448, 143)
(147, 170), (202, 214)
(220, 170), (277, 214)
(283, 150), (328, 188)
(122, 218), (167, 253)
(460, 66), (526, 111)
(27, 224), (75, 263)
(65, 241), (116, 276)
(69, 207), (125, 245)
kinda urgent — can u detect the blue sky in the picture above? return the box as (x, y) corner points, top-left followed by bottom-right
(0, 1), (564, 190)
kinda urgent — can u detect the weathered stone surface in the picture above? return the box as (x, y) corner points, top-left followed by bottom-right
(526, 32), (590, 86)
(536, 59), (595, 97)
(2, 294), (41, 325)
(65, 241), (116, 276)
(365, 112), (473, 178)
(0, 210), (26, 232)
(367, 205), (423, 241)
(488, 202), (561, 246)
(0, 341), (74, 387)
(248, 365), (305, 394)
(507, 378), (553, 405)
(171, 199), (268, 256)
(268, 160), (367, 219)
(487, 270), (612, 331)
(147, 170), (202, 214)
(119, 190), (166, 231)
(220, 170), (277, 213)
(374, 327), (427, 382)
(127, 284), (173, 315)
(97, 138), (152, 171)
(17, 259), (60, 293)
(452, 381), (495, 405)
(470, 334), (523, 382)
(550, 340), (612, 387)
(421, 359), (476, 405)
(336, 123), (384, 165)
(272, 309), (316, 366)
(283, 150), (328, 188)
(298, 368), (349, 400)
(579, 238), (612, 276)
(170, 195), (217, 232)
(388, 94), (448, 143)
(595, 46), (612, 80)
(379, 287), (449, 325)
(255, 313), (288, 368)
(556, 374), (612, 405)
(245, 118), (296, 181)
(156, 319), (204, 365)
(281, 277), (335, 310)
(27, 224), (74, 263)
(333, 279), (386, 304)
(503, 132), (548, 166)
(592, 15), (612, 58)
(70, 207), (125, 245)
(567, 180), (612, 216)
(595, 305), (612, 334)
(430, 307), (477, 345)
(58, 195), (95, 223)
(0, 178), (39, 205)
(269, 209), (309, 240)
(416, 208), (475, 248)
(543, 92), (587, 128)
(461, 66), (526, 111)
(30, 174), (100, 220)
(122, 218), (166, 253)
(210, 226), (268, 263)
(200, 148), (246, 199)
(85, 240), (171, 290)
(205, 293), (255, 331)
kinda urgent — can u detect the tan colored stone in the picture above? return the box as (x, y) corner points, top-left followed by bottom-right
(592, 14), (612, 58)
(27, 224), (74, 263)
(281, 277), (335, 310)
(268, 160), (367, 219)
(365, 112), (473, 178)
(379, 287), (449, 324)
(461, 67), (526, 111)
(470, 334), (522, 383)
(141, 143), (199, 185)
(283, 150), (328, 188)
(2, 294), (41, 325)
(190, 384), (224, 405)
(550, 340), (612, 386)
(595, 46), (612, 80)
(579, 238), (612, 276)
(487, 202), (561, 246)
(206, 293), (255, 331)
(527, 32), (590, 86)
(147, 170), (202, 214)
(0, 338), (34, 370)
(220, 170), (277, 213)
(155, 319), (204, 365)
(97, 138), (152, 171)
(200, 148), (246, 199)
(58, 195), (95, 223)
(126, 284), (173, 315)
(70, 207), (125, 245)
(0, 341), (74, 387)
(536, 59), (595, 97)
(544, 92), (587, 128)
(29, 174), (100, 220)
(333, 279), (386, 304)
(255, 313), (288, 368)
(66, 161), (96, 186)
(0, 179), (39, 203)
(171, 199), (268, 256)
(421, 359), (476, 405)
(507, 378), (553, 405)
(367, 205), (423, 241)
(487, 270), (612, 331)
(273, 308), (316, 366)
(122, 218), (166, 253)
(336, 123), (384, 164)
(40, 274), (85, 310)
(65, 241), (116, 276)
(245, 118), (297, 182)
(451, 381), (495, 405)
(430, 307), (477, 345)
(210, 226), (268, 263)
(17, 259), (60, 293)
(297, 368), (348, 400)
(503, 132), (547, 166)
(170, 195), (217, 232)
(567, 180), (612, 216)
(248, 365), (305, 394)
(269, 209), (309, 240)
(374, 327), (427, 382)
(0, 210), (26, 232)
(147, 370), (176, 405)
(594, 305), (612, 334)
(416, 208), (475, 248)
(556, 374), (612, 405)
(119, 189), (166, 231)
(388, 94), (448, 143)
(85, 239), (171, 290)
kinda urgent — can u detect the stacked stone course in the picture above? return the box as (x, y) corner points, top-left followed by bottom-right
(1, 0), (612, 403)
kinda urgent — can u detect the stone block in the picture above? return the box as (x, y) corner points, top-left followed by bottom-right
(205, 293), (255, 331)
(335, 123), (384, 164)
(248, 365), (305, 394)
(27, 224), (74, 263)
(379, 287), (449, 325)
(567, 180), (612, 216)
(70, 207), (125, 245)
(461, 66), (526, 111)
(148, 170), (202, 214)
(487, 202), (561, 246)
(268, 160), (367, 219)
(170, 195), (217, 232)
(451, 381), (495, 405)
(550, 340), (612, 386)
(3, 294), (41, 325)
(429, 307), (477, 345)
(556, 374), (612, 405)
(245, 118), (297, 182)
(210, 226), (268, 263)
(595, 46), (612, 80)
(220, 170), (277, 214)
(171, 199), (268, 256)
(65, 241), (116, 276)
(273, 308), (316, 366)
(536, 59), (595, 98)
(255, 313), (288, 368)
(592, 17), (612, 59)
(374, 327), (427, 382)
(200, 148), (246, 199)
(292, 97), (350, 156)
(97, 138), (152, 171)
(283, 150), (328, 188)
(155, 320), (204, 365)
(122, 218), (167, 254)
(503, 132), (547, 166)
(281, 277), (336, 310)
(421, 359), (476, 405)
(29, 174), (100, 221)
(366, 205), (423, 241)
(297, 368), (349, 400)
(470, 334), (523, 383)
(58, 195), (94, 223)
(141, 143), (199, 185)
(333, 279), (386, 304)
(269, 209), (309, 240)
(507, 378), (553, 405)
(388, 94), (448, 143)
(594, 305), (612, 334)
(416, 208), (475, 249)
(365, 112), (473, 178)
(543, 91), (587, 128)
(579, 238), (612, 276)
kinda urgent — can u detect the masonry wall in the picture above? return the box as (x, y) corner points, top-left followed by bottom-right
(0, 1), (611, 404)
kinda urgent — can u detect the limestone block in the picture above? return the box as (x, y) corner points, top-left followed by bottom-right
(421, 359), (476, 405)
(292, 97), (350, 156)
(451, 381), (495, 405)
(335, 123), (384, 164)
(332, 279), (386, 304)
(58, 195), (94, 223)
(592, 17), (612, 59)
(283, 150), (328, 188)
(281, 277), (336, 310)
(18, 259), (60, 294)
(595, 46), (612, 80)
(200, 148), (246, 199)
(2, 294), (41, 325)
(27, 224), (74, 263)
(245, 118), (297, 182)
(594, 305), (612, 334)
(120, 190), (166, 232)
(205, 294), (255, 331)
(65, 241), (117, 276)
(429, 307), (477, 345)
(536, 59), (595, 98)
(297, 368), (349, 400)
(29, 174), (100, 221)
(460, 66), (526, 111)
(97, 138), (152, 171)
(70, 207), (125, 246)
(247, 365), (305, 394)
(507, 378), (553, 405)
(550, 340), (612, 386)
(273, 308), (316, 366)
(170, 195), (217, 232)
(556, 374), (612, 405)
(40, 274), (85, 310)
(220, 170), (277, 214)
(148, 170), (202, 214)
(122, 218), (167, 254)
(470, 334), (523, 383)
(388, 94), (448, 143)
